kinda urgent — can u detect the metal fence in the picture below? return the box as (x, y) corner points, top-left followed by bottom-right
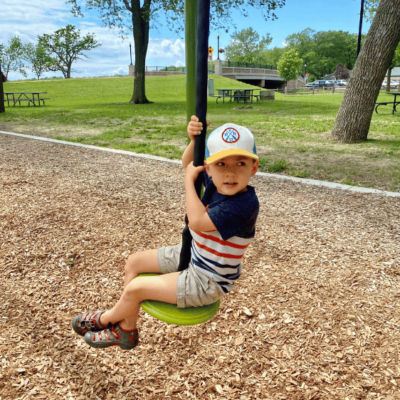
(145, 66), (186, 72)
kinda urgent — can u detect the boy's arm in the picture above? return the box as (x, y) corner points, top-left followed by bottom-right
(185, 162), (216, 232)
(182, 139), (195, 169)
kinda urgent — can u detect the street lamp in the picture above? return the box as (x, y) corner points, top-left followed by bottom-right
(129, 43), (133, 65)
(217, 33), (220, 60)
(357, 0), (365, 57)
(304, 63), (307, 78)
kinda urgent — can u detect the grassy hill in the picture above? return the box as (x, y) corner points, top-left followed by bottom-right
(1, 75), (399, 191)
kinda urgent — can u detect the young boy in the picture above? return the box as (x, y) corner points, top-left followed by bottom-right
(72, 116), (259, 350)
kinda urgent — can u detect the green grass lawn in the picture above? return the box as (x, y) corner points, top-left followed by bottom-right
(1, 75), (400, 192)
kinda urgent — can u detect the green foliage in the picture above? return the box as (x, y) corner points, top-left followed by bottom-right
(225, 28), (273, 64)
(277, 49), (303, 82)
(390, 43), (400, 69)
(38, 25), (101, 79)
(364, 0), (380, 21)
(262, 46), (287, 67)
(0, 36), (26, 78)
(23, 43), (53, 80)
(268, 158), (291, 172)
(285, 28), (359, 77)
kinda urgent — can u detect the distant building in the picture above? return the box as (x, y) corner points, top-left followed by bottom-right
(321, 63), (352, 81)
(333, 63), (351, 80)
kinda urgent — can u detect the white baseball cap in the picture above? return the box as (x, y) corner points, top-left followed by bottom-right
(205, 123), (258, 164)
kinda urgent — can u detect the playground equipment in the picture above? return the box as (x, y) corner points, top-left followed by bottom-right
(139, 0), (220, 326)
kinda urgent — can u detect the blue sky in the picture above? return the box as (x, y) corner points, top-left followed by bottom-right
(1, 0), (371, 80)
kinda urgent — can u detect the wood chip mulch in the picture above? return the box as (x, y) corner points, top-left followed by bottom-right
(1, 134), (400, 400)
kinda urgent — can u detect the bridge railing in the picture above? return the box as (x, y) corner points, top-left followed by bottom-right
(144, 65), (216, 73)
(222, 61), (277, 70)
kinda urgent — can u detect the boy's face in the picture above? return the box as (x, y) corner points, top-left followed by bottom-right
(204, 155), (259, 196)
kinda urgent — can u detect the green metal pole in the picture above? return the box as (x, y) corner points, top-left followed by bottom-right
(185, 0), (197, 123)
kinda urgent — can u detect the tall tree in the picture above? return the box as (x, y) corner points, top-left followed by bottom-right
(38, 25), (101, 79)
(67, 0), (285, 104)
(23, 43), (53, 80)
(224, 28), (272, 65)
(276, 49), (303, 83)
(331, 0), (400, 143)
(0, 46), (5, 113)
(0, 36), (26, 79)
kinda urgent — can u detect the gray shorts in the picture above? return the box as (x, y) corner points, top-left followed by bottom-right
(157, 243), (225, 308)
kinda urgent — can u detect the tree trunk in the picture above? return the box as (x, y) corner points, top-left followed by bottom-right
(0, 65), (5, 114)
(331, 0), (400, 143)
(386, 68), (391, 92)
(130, 1), (150, 104)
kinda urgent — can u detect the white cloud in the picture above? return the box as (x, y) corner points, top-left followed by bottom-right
(147, 38), (185, 60)
(112, 67), (127, 75)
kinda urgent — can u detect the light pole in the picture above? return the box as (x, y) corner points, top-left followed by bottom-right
(304, 63), (306, 79)
(357, 0), (365, 57)
(129, 43), (133, 65)
(217, 33), (220, 60)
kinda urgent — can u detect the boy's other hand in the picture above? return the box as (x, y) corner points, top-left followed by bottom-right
(185, 161), (205, 184)
(187, 115), (210, 141)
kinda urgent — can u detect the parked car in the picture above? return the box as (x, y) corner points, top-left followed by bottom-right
(306, 80), (332, 88)
(381, 80), (399, 89)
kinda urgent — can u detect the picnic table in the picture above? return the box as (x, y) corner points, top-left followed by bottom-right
(374, 92), (400, 114)
(4, 92), (50, 107)
(214, 88), (260, 104)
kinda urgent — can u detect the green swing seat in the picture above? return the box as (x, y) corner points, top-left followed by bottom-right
(138, 274), (220, 325)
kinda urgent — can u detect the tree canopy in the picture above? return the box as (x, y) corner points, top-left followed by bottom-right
(277, 49), (303, 82)
(284, 29), (359, 81)
(38, 25), (100, 79)
(0, 36), (26, 79)
(23, 43), (53, 80)
(66, 0), (285, 104)
(224, 28), (272, 64)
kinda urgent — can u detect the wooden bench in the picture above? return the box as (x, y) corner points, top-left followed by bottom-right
(11, 98), (50, 106)
(209, 95), (224, 103)
(374, 102), (399, 114)
(4, 92), (49, 107)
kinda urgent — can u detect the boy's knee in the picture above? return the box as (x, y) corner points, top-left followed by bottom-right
(123, 279), (146, 301)
(125, 253), (140, 274)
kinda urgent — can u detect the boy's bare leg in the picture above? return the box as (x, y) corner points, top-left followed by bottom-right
(123, 249), (161, 288)
(100, 272), (179, 330)
(121, 249), (163, 327)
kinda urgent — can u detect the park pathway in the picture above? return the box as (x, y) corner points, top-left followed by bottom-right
(1, 134), (400, 400)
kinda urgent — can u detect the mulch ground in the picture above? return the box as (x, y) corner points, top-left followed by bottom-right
(1, 134), (400, 400)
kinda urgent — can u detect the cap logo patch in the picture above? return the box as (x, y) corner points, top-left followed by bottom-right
(222, 127), (240, 143)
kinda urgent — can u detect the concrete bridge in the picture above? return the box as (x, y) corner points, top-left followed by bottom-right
(214, 60), (285, 89)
